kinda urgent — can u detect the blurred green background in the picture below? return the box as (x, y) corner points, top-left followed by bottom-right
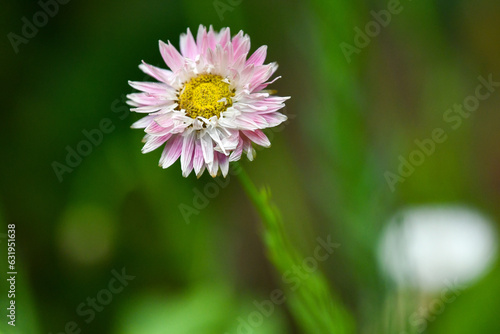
(1, 0), (500, 333)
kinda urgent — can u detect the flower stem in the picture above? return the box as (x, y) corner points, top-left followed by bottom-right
(234, 163), (280, 227)
(234, 162), (354, 334)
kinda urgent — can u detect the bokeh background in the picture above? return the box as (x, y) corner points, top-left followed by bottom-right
(1, 0), (500, 333)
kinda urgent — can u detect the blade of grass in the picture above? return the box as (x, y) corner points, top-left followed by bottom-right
(235, 163), (354, 334)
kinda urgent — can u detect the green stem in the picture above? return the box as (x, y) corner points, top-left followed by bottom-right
(234, 162), (354, 334)
(234, 163), (278, 225)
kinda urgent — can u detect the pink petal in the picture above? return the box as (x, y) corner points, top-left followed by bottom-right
(230, 53), (247, 72)
(193, 139), (205, 177)
(145, 120), (171, 135)
(208, 128), (227, 154)
(181, 132), (195, 176)
(208, 44), (229, 74)
(218, 129), (239, 151)
(250, 63), (278, 92)
(234, 38), (251, 60)
(217, 27), (231, 49)
(207, 25), (217, 50)
(238, 64), (255, 87)
(139, 61), (173, 83)
(243, 139), (256, 161)
(252, 95), (290, 112)
(196, 25), (208, 54)
(131, 102), (175, 113)
(252, 75), (282, 92)
(261, 113), (287, 127)
(229, 138), (244, 162)
(128, 81), (174, 95)
(218, 153), (229, 177)
(254, 102), (287, 114)
(160, 135), (183, 168)
(208, 152), (219, 177)
(154, 113), (176, 128)
(142, 134), (172, 153)
(126, 93), (160, 106)
(131, 115), (155, 129)
(232, 31), (251, 59)
(246, 46), (267, 66)
(180, 28), (198, 59)
(231, 116), (261, 130)
(197, 165), (206, 178)
(242, 129), (271, 147)
(159, 40), (185, 73)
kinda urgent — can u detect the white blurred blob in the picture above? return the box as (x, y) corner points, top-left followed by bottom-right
(378, 205), (498, 292)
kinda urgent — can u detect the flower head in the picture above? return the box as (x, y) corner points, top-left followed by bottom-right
(127, 25), (289, 177)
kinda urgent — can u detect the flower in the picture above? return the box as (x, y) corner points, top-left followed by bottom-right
(127, 25), (289, 178)
(378, 205), (497, 292)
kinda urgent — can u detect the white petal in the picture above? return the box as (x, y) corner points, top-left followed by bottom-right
(159, 135), (183, 168)
(181, 132), (195, 176)
(142, 134), (172, 153)
(200, 133), (214, 165)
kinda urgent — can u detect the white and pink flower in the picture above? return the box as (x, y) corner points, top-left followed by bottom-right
(127, 25), (289, 177)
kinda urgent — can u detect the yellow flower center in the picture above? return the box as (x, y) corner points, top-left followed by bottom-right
(177, 74), (235, 119)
